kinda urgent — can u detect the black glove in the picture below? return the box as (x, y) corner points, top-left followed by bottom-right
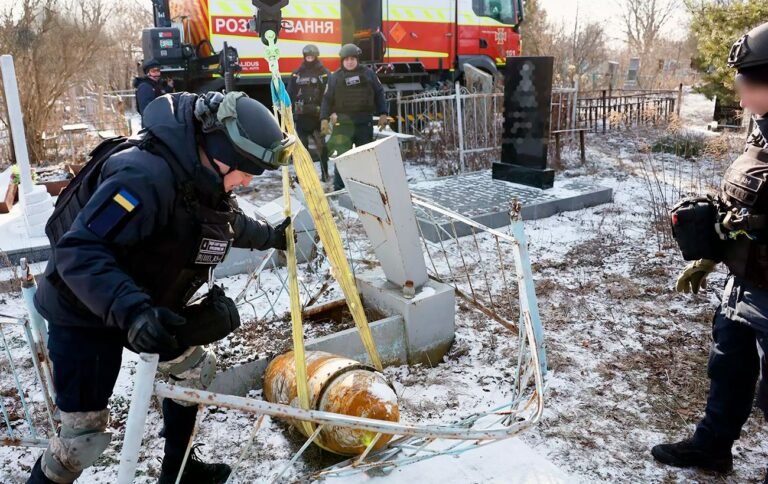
(179, 285), (241, 347)
(268, 217), (291, 251)
(126, 307), (186, 353)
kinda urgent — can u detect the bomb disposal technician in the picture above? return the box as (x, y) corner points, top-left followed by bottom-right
(27, 91), (295, 484)
(320, 43), (388, 191)
(288, 44), (331, 181)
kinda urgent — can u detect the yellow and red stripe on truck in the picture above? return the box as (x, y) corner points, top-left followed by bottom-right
(169, 0), (520, 76)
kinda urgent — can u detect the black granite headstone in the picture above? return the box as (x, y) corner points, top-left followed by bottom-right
(492, 56), (555, 189)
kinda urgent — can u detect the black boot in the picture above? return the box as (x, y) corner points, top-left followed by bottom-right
(651, 438), (732, 473)
(26, 456), (57, 484)
(159, 400), (230, 483)
(158, 444), (231, 484)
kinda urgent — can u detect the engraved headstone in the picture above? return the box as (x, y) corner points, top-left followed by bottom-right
(492, 56), (555, 189)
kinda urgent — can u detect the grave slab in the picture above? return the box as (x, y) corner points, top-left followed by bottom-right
(410, 170), (612, 242)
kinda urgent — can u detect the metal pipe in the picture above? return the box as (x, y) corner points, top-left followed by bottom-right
(509, 205), (548, 376)
(20, 258), (48, 348)
(154, 381), (536, 441)
(117, 352), (159, 484)
(454, 81), (465, 173)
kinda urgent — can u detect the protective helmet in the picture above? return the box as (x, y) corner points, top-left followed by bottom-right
(142, 58), (161, 74)
(339, 43), (362, 59)
(302, 44), (320, 58)
(728, 22), (768, 71)
(194, 91), (296, 174)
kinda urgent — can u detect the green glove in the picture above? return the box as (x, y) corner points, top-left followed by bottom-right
(675, 259), (717, 294)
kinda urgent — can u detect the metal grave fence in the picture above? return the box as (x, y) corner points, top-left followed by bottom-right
(116, 190), (547, 483)
(0, 260), (57, 448)
(395, 82), (580, 175)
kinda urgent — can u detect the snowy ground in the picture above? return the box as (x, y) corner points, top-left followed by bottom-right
(2, 90), (767, 483)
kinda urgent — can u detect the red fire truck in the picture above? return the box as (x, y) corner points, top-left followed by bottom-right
(144, 0), (523, 93)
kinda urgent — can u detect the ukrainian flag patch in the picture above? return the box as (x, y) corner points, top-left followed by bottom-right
(87, 188), (141, 239)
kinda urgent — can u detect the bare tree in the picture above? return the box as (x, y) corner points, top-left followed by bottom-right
(621, 0), (679, 57)
(0, 0), (113, 163)
(573, 22), (609, 75)
(96, 0), (152, 91)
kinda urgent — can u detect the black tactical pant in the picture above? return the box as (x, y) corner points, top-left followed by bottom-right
(294, 115), (328, 178)
(693, 276), (768, 450)
(328, 120), (374, 191)
(44, 325), (198, 472)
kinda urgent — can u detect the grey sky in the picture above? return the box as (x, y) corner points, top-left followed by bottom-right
(539, 0), (691, 46)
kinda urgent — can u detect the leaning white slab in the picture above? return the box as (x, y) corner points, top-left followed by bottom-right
(318, 437), (573, 483)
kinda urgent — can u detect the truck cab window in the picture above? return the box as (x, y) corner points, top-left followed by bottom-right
(472, 0), (516, 25)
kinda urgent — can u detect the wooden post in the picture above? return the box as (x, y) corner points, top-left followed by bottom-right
(676, 83), (683, 117)
(601, 90), (607, 134)
(579, 130), (586, 165)
(96, 86), (104, 130)
(554, 132), (561, 166)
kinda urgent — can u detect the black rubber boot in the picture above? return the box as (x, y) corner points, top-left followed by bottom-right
(651, 438), (733, 473)
(26, 456), (58, 484)
(158, 400), (230, 483)
(158, 444), (231, 484)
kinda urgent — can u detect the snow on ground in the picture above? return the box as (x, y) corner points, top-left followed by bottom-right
(2, 90), (766, 483)
(679, 87), (716, 135)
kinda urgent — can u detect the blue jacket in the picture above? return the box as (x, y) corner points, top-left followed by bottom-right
(35, 93), (274, 330)
(133, 76), (173, 116)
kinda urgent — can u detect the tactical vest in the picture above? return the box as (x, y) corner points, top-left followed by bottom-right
(293, 65), (326, 116)
(135, 78), (171, 115)
(719, 141), (768, 286)
(45, 135), (237, 311)
(331, 68), (375, 116)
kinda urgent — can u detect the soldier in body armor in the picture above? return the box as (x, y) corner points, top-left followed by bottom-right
(26, 91), (295, 484)
(288, 44), (331, 181)
(320, 43), (388, 191)
(653, 22), (768, 480)
(133, 59), (175, 120)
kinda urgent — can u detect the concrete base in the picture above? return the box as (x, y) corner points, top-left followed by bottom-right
(318, 437), (572, 483)
(411, 170), (613, 242)
(357, 267), (455, 366)
(0, 201), (52, 264)
(492, 162), (555, 189)
(211, 269), (456, 395)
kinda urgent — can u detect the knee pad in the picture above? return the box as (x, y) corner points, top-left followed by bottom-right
(159, 346), (217, 391)
(42, 409), (112, 483)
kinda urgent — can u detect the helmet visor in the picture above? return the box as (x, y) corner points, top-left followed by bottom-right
(217, 92), (297, 170)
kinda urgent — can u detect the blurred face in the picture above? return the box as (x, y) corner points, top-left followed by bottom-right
(304, 55), (317, 63)
(343, 56), (358, 70)
(147, 67), (162, 81)
(213, 159), (254, 192)
(736, 75), (768, 115)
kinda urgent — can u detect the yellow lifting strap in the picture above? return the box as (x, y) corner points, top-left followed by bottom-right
(261, 31), (383, 424)
(282, 167), (314, 436)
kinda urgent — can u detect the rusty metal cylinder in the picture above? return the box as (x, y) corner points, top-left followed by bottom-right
(263, 351), (399, 455)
